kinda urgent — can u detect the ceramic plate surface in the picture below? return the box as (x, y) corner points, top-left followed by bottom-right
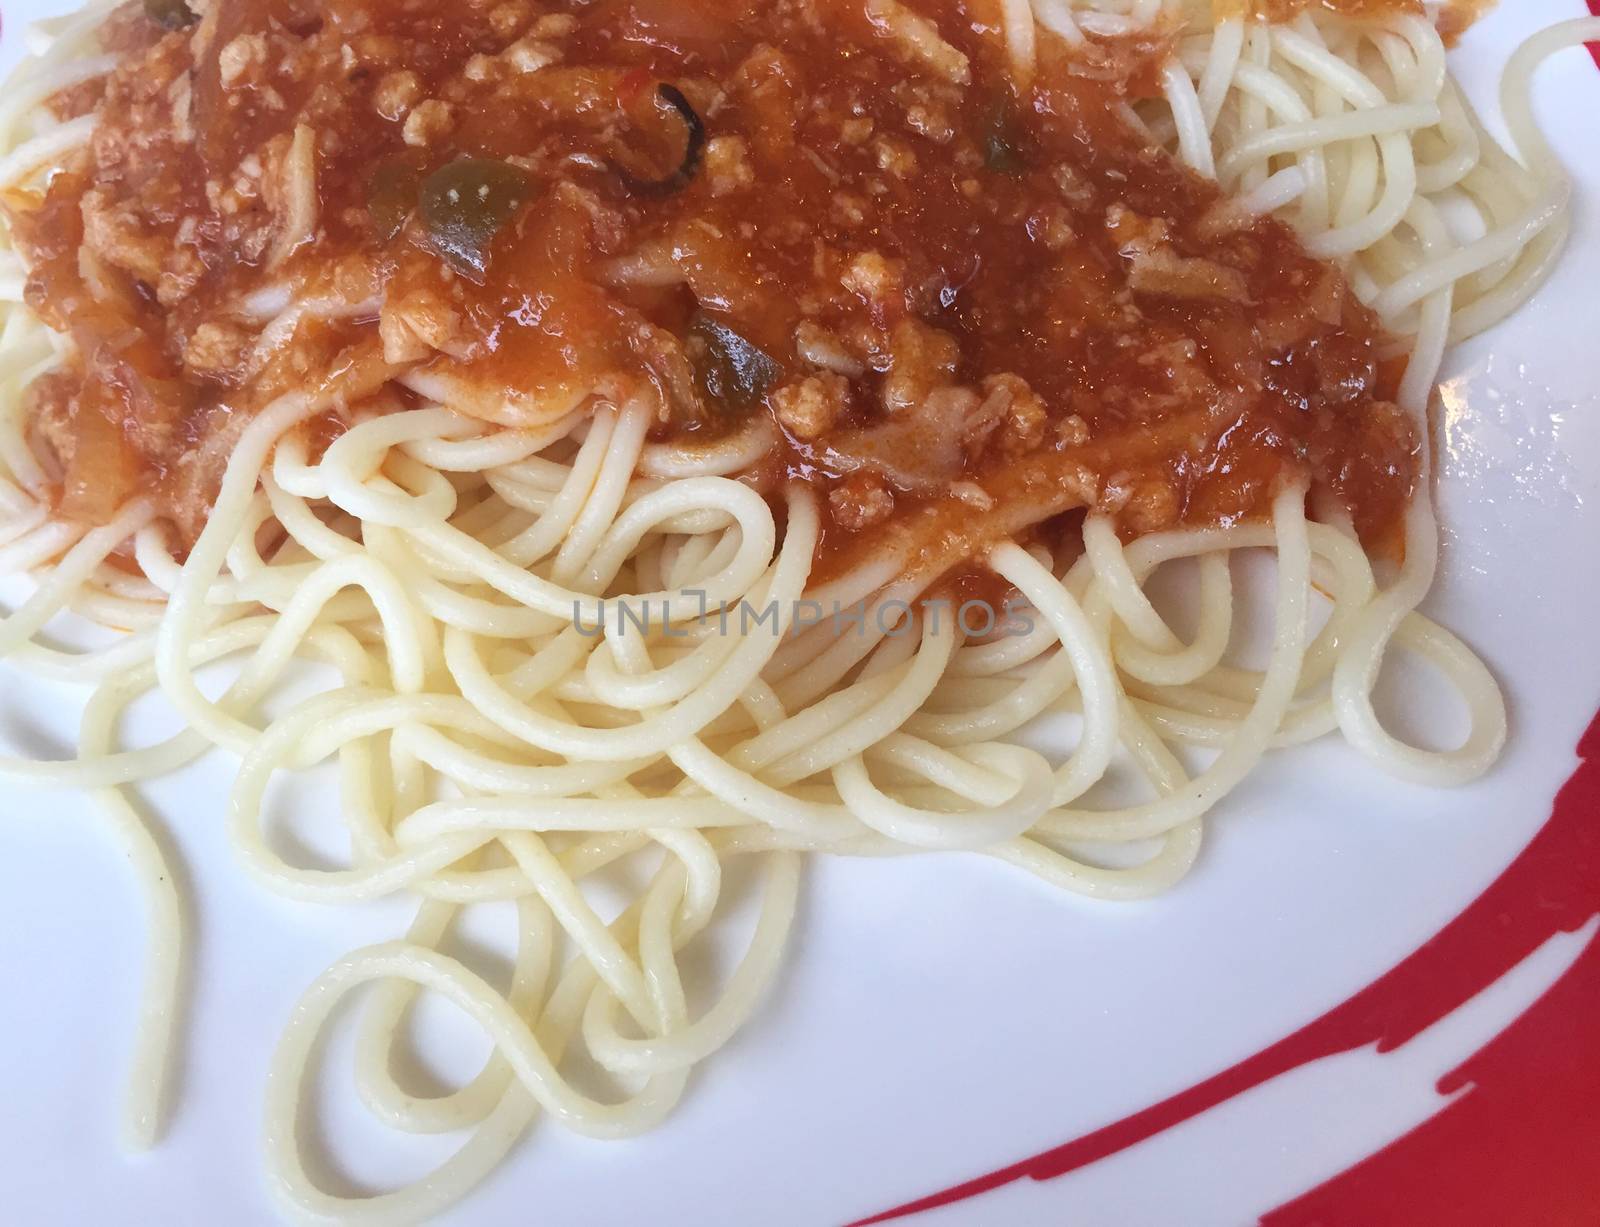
(1, 2), (1598, 1223)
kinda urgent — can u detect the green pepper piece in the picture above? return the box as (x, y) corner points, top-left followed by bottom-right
(418, 158), (533, 279)
(144, 0), (197, 29)
(368, 159), (424, 243)
(690, 314), (780, 411)
(983, 102), (1027, 176)
(614, 84), (707, 198)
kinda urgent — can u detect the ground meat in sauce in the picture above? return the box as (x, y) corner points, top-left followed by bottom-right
(5, 0), (1424, 576)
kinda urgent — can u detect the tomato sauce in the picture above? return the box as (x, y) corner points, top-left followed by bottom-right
(1216, 0), (1490, 45)
(4, 0), (1423, 570)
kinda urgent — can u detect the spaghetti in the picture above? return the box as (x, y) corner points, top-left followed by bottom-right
(0, 0), (1594, 1221)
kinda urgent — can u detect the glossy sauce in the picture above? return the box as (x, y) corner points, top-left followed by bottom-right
(1219, 0), (1423, 17)
(1218, 0), (1492, 45)
(7, 0), (1420, 572)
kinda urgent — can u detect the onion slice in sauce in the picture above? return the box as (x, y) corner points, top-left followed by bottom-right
(819, 388), (977, 494)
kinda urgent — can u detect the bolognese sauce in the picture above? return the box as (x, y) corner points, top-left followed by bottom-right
(1224, 0), (1490, 42)
(5, 0), (1421, 569)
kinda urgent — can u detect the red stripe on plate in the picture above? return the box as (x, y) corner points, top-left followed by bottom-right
(1264, 720), (1600, 1225)
(849, 708), (1600, 1227)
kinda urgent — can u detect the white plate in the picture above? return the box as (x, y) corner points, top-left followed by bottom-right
(2, 2), (1598, 1223)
